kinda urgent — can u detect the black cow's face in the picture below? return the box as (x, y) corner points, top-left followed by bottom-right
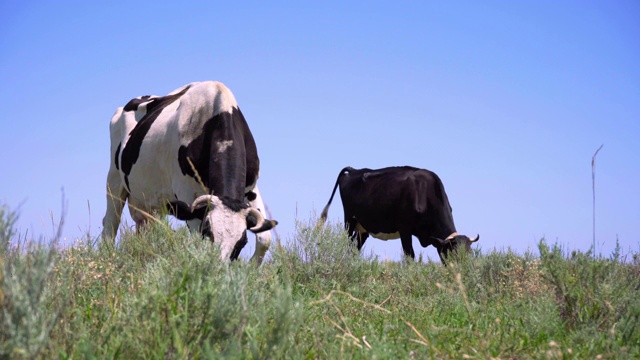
(168, 195), (278, 261)
(436, 234), (480, 264)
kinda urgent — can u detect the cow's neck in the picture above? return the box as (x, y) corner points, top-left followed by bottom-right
(206, 149), (245, 200)
(206, 116), (248, 200)
(209, 160), (246, 200)
(422, 203), (458, 242)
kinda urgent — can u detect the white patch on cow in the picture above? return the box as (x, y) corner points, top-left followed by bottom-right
(176, 81), (240, 145)
(247, 186), (271, 264)
(204, 196), (250, 261)
(355, 223), (400, 241)
(132, 98), (157, 121)
(216, 140), (234, 153)
(208, 82), (238, 116)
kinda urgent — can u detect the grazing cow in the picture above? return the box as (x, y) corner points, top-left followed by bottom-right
(102, 81), (277, 263)
(319, 166), (478, 264)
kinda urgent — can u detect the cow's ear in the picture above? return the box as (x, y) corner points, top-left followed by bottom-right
(167, 201), (197, 220)
(189, 195), (217, 220)
(246, 212), (258, 229)
(430, 236), (448, 248)
(191, 202), (209, 220)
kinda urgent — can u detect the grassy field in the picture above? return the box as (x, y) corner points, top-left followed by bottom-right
(1, 203), (639, 359)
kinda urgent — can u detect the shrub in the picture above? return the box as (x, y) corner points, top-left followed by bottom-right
(271, 217), (376, 289)
(0, 204), (69, 359)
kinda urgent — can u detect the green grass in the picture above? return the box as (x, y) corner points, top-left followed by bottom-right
(1, 204), (639, 359)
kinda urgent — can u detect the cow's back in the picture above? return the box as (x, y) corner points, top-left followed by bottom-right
(109, 81), (241, 211)
(338, 167), (418, 233)
(339, 166), (419, 203)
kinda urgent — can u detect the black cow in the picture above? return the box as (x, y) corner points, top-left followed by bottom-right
(319, 166), (478, 263)
(102, 81), (277, 263)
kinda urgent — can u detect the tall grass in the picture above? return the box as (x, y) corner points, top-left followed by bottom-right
(1, 203), (639, 359)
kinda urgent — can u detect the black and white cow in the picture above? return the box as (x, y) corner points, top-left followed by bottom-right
(319, 166), (478, 264)
(102, 81), (277, 263)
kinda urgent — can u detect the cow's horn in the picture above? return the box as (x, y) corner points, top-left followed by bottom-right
(247, 208), (266, 231)
(191, 194), (216, 211)
(247, 208), (278, 233)
(470, 234), (480, 243)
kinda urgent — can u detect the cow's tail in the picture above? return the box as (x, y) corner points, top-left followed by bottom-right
(319, 167), (353, 225)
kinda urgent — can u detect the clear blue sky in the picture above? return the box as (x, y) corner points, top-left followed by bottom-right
(1, 1), (638, 262)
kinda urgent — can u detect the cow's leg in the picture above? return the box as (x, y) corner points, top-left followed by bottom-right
(247, 185), (271, 265)
(128, 200), (157, 234)
(354, 232), (369, 251)
(344, 218), (359, 248)
(130, 208), (148, 233)
(344, 218), (368, 251)
(400, 232), (415, 260)
(102, 169), (128, 241)
(355, 232), (368, 251)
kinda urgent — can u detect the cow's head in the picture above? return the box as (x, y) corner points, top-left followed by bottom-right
(432, 233), (480, 265)
(168, 194), (277, 260)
